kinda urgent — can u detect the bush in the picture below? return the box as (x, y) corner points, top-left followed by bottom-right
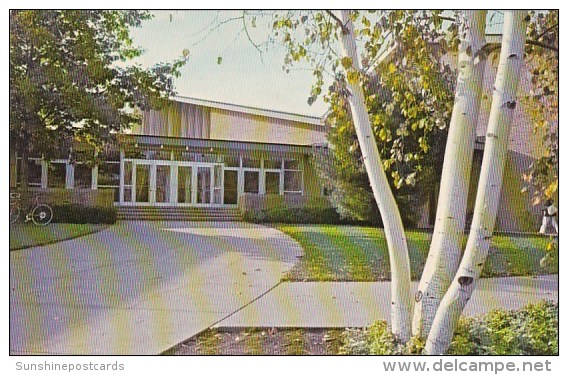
(339, 301), (558, 355)
(448, 300), (558, 355)
(241, 207), (344, 224)
(52, 204), (117, 224)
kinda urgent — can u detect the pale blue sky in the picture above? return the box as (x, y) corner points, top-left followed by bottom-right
(129, 10), (329, 117)
(128, 10), (508, 117)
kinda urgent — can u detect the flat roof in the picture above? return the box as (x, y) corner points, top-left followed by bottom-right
(119, 134), (317, 155)
(173, 96), (325, 126)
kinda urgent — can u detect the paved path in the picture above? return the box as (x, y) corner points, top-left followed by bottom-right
(9, 221), (302, 355)
(217, 275), (558, 328)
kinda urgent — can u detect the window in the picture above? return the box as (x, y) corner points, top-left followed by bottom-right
(98, 161), (120, 202)
(242, 156), (261, 168)
(283, 159), (303, 194)
(123, 161), (133, 202)
(284, 171), (302, 193)
(74, 163), (92, 188)
(265, 171), (280, 194)
(145, 150), (171, 160)
(284, 159), (300, 169)
(244, 171), (259, 194)
(48, 162), (67, 188)
(16, 158), (42, 187)
(224, 155), (240, 168)
(264, 158), (282, 169)
(224, 170), (238, 204)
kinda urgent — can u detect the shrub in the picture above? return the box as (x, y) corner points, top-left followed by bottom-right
(339, 301), (558, 355)
(52, 204), (117, 224)
(448, 300), (558, 355)
(367, 321), (401, 355)
(241, 207), (344, 224)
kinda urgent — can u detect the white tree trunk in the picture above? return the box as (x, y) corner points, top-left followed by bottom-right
(412, 10), (487, 338)
(424, 10), (528, 355)
(337, 10), (413, 343)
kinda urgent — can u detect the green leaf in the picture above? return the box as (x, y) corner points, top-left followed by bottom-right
(341, 57), (353, 69)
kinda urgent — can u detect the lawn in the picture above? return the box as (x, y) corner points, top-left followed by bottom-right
(9, 223), (109, 251)
(276, 224), (557, 281)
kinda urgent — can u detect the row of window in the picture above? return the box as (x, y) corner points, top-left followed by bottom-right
(14, 154), (303, 203)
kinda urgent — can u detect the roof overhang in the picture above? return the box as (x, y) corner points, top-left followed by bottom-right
(172, 96), (325, 127)
(118, 134), (315, 155)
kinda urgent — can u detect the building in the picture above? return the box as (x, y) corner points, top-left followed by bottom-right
(9, 38), (551, 231)
(9, 96), (329, 212)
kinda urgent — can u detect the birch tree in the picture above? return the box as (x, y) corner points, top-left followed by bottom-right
(412, 10), (487, 338)
(425, 10), (528, 355)
(337, 10), (413, 343)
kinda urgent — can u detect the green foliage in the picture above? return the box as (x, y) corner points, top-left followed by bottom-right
(340, 322), (425, 355)
(52, 204), (117, 224)
(272, 11), (457, 225)
(10, 10), (187, 165)
(448, 301), (558, 355)
(241, 207), (343, 224)
(367, 321), (400, 355)
(339, 301), (558, 355)
(521, 10), (558, 206)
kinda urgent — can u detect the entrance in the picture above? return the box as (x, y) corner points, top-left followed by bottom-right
(123, 159), (224, 206)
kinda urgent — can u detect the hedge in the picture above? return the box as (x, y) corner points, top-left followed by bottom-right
(51, 204), (117, 224)
(241, 207), (344, 224)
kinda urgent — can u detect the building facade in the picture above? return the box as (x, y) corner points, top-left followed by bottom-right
(10, 59), (549, 232)
(9, 97), (328, 209)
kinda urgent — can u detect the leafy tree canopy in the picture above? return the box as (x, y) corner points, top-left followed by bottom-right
(267, 10), (458, 223)
(10, 10), (187, 162)
(521, 10), (558, 205)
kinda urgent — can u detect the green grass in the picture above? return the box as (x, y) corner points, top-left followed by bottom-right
(9, 223), (109, 251)
(277, 224), (556, 281)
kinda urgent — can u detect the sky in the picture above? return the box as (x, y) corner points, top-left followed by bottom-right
(127, 10), (509, 118)
(129, 11), (330, 117)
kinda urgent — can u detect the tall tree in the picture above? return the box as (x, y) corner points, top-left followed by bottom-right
(413, 10), (487, 338)
(336, 10), (413, 342)
(425, 10), (528, 355)
(269, 9), (457, 344)
(9, 10), (186, 190)
(219, 9), (553, 352)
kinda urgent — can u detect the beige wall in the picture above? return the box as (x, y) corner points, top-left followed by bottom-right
(134, 102), (211, 138)
(209, 108), (326, 146)
(444, 49), (552, 158)
(134, 101), (328, 147)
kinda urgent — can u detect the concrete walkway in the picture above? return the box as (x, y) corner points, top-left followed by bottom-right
(9, 221), (302, 355)
(217, 275), (558, 328)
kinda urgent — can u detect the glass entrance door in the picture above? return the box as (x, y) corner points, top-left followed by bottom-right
(134, 163), (151, 203)
(177, 165), (192, 204)
(223, 169), (238, 205)
(155, 164), (171, 204)
(213, 164), (223, 205)
(196, 166), (212, 205)
(124, 160), (223, 207)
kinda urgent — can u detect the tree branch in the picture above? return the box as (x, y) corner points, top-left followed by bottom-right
(242, 12), (264, 62)
(534, 22), (558, 41)
(480, 39), (558, 56)
(324, 10), (348, 34)
(526, 39), (558, 53)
